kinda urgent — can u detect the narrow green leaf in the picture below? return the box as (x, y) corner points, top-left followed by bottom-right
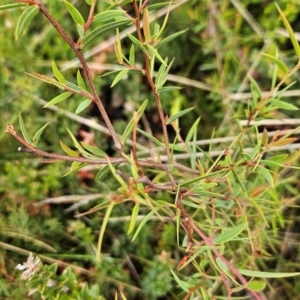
(136, 128), (163, 147)
(96, 201), (115, 262)
(93, 10), (126, 23)
(60, 140), (79, 157)
(110, 69), (129, 87)
(272, 137), (298, 146)
(259, 166), (274, 187)
(96, 165), (111, 182)
(75, 99), (92, 114)
(147, 44), (167, 66)
(65, 81), (82, 92)
(261, 128), (268, 146)
(276, 3), (300, 57)
(248, 75), (262, 99)
(143, 7), (151, 43)
(81, 142), (106, 158)
(216, 258), (228, 272)
(122, 99), (148, 144)
(157, 86), (182, 93)
(247, 280), (266, 292)
(66, 128), (91, 157)
(44, 92), (72, 108)
(106, 159), (127, 188)
(132, 211), (155, 242)
(170, 269), (191, 292)
(157, 29), (188, 48)
(127, 203), (140, 234)
(85, 0), (92, 5)
(129, 44), (135, 65)
(127, 33), (142, 46)
(83, 20), (131, 48)
(15, 5), (39, 40)
(239, 269), (300, 278)
(0, 4), (27, 10)
(32, 122), (50, 146)
(155, 1), (171, 39)
(214, 223), (247, 244)
(114, 28), (123, 64)
(269, 99), (298, 110)
(19, 113), (32, 144)
(262, 53), (288, 73)
(76, 70), (86, 91)
(186, 117), (201, 144)
(52, 61), (66, 84)
(166, 107), (195, 125)
(63, 1), (85, 25)
(76, 24), (84, 39)
(63, 161), (87, 176)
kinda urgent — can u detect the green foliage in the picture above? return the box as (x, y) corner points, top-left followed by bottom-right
(1, 0), (300, 299)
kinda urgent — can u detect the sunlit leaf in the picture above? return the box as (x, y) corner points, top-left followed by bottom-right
(96, 202), (115, 262)
(32, 122), (50, 147)
(262, 53), (288, 73)
(63, 1), (85, 25)
(76, 70), (86, 91)
(276, 3), (300, 57)
(114, 28), (123, 64)
(129, 44), (135, 65)
(52, 61), (66, 84)
(214, 223), (247, 244)
(259, 166), (273, 187)
(66, 127), (91, 157)
(44, 92), (72, 108)
(15, 5), (39, 40)
(143, 7), (151, 43)
(131, 210), (155, 242)
(261, 128), (268, 146)
(157, 29), (188, 48)
(239, 269), (300, 278)
(269, 99), (298, 110)
(96, 165), (111, 182)
(81, 142), (106, 158)
(83, 20), (131, 47)
(166, 107), (195, 125)
(0, 3), (27, 10)
(247, 280), (266, 292)
(93, 10), (126, 23)
(75, 99), (92, 114)
(147, 44), (167, 66)
(157, 86), (182, 93)
(127, 33), (142, 46)
(19, 113), (32, 144)
(127, 203), (139, 234)
(63, 161), (88, 176)
(272, 137), (298, 146)
(122, 99), (148, 144)
(60, 140), (79, 157)
(110, 69), (129, 87)
(216, 258), (228, 272)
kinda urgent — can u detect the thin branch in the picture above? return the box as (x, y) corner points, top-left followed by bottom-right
(35, 0), (122, 151)
(177, 196), (263, 300)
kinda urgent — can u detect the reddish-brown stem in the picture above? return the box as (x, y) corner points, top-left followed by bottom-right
(84, 0), (97, 33)
(177, 196), (263, 300)
(132, 1), (173, 184)
(12, 140), (198, 175)
(35, 0), (122, 152)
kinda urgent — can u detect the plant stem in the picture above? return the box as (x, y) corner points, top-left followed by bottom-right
(36, 0), (122, 152)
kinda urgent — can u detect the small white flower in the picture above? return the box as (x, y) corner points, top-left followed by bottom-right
(61, 286), (69, 293)
(15, 252), (40, 280)
(46, 279), (56, 287)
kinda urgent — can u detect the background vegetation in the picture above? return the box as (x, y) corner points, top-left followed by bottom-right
(1, 0), (300, 299)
